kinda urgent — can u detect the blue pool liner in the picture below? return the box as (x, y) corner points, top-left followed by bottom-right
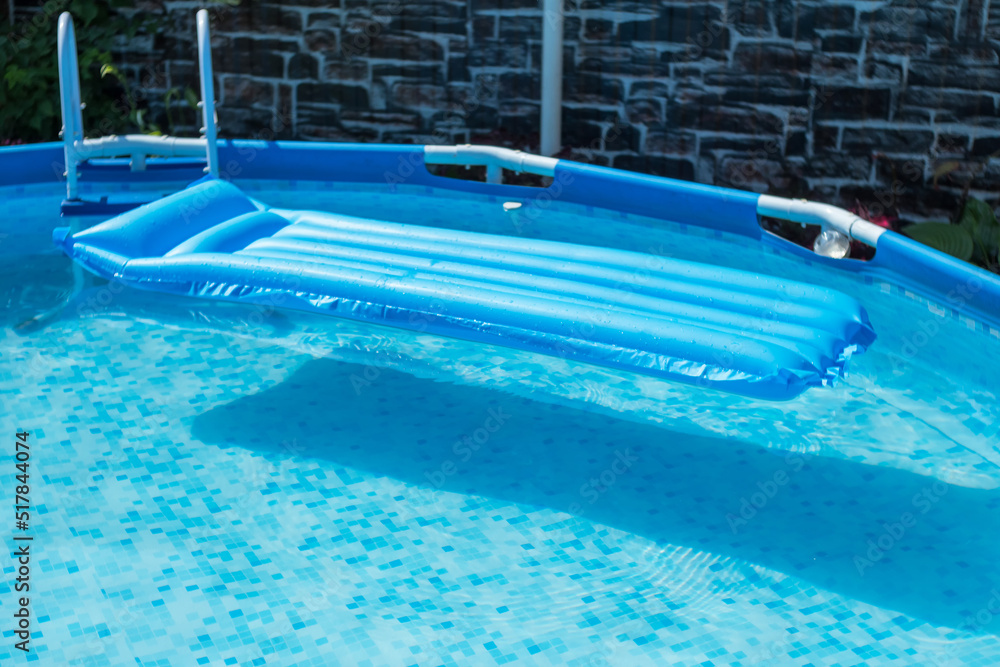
(53, 179), (876, 400)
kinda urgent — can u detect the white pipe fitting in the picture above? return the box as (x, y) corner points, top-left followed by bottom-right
(758, 194), (887, 249)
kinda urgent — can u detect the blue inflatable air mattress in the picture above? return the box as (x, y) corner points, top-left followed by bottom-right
(53, 180), (875, 400)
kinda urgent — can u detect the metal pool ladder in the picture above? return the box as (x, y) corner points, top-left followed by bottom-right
(56, 9), (219, 209)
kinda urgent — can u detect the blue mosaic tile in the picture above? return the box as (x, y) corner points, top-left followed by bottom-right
(1, 182), (999, 666)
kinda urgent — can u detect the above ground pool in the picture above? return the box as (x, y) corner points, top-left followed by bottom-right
(2, 139), (1000, 667)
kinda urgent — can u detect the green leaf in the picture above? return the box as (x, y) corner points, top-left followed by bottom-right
(979, 225), (1000, 257)
(77, 2), (99, 25)
(184, 87), (200, 110)
(959, 198), (996, 231)
(903, 222), (975, 262)
(958, 198), (999, 262)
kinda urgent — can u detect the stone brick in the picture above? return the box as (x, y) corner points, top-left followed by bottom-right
(644, 130), (696, 156)
(499, 16), (541, 41)
(306, 11), (340, 31)
(613, 155), (695, 181)
(821, 34), (863, 53)
(935, 133), (969, 155)
(671, 105), (785, 135)
(699, 135), (771, 154)
(223, 77), (276, 107)
(288, 54), (319, 80)
(617, 5), (729, 50)
(969, 161), (1000, 191)
(322, 61), (370, 81)
(605, 123), (640, 152)
(813, 87), (892, 121)
(155, 35), (195, 61)
(960, 0), (990, 41)
(900, 88), (998, 123)
(872, 156), (927, 186)
(717, 82), (811, 107)
(971, 136), (1000, 156)
(727, 0), (771, 37)
(471, 0), (538, 9)
(562, 110), (605, 148)
(391, 83), (447, 108)
(373, 64), (445, 84)
(468, 42), (527, 68)
(219, 107), (288, 139)
(584, 18), (614, 42)
(340, 110), (422, 133)
(447, 56), (470, 83)
(803, 154), (871, 179)
(775, 0), (815, 40)
(472, 16), (495, 39)
(629, 80), (670, 99)
(215, 39), (286, 78)
(733, 42), (812, 73)
(277, 84), (293, 137)
(816, 5), (856, 31)
(564, 72), (624, 104)
(625, 99), (663, 126)
(842, 128), (935, 154)
(369, 35), (444, 61)
(863, 57), (904, 83)
(218, 4), (303, 34)
(578, 47), (670, 77)
(563, 17), (582, 42)
(497, 103), (540, 137)
(719, 157), (806, 193)
(908, 62), (1000, 92)
(464, 106), (499, 130)
(391, 14), (466, 35)
(785, 131), (807, 156)
(499, 73), (540, 100)
(860, 7), (958, 42)
(298, 82), (370, 108)
(810, 53), (861, 79)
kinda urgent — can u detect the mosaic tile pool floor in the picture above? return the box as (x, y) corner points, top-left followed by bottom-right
(2, 182), (999, 666)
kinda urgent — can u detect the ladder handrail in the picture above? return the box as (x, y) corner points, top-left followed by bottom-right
(196, 9), (219, 178)
(57, 10), (220, 201)
(57, 12), (84, 199)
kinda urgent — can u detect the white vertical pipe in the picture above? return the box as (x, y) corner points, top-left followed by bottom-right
(540, 0), (563, 157)
(196, 9), (219, 178)
(57, 12), (84, 200)
(486, 163), (503, 184)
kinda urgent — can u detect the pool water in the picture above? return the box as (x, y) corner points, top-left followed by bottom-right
(2, 180), (999, 666)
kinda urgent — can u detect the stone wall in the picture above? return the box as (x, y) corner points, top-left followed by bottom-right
(23, 1), (1000, 218)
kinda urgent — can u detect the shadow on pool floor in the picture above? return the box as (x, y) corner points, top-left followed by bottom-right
(192, 357), (1000, 637)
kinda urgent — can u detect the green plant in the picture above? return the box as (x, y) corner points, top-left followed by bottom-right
(902, 198), (1000, 274)
(98, 62), (200, 137)
(0, 0), (153, 142)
